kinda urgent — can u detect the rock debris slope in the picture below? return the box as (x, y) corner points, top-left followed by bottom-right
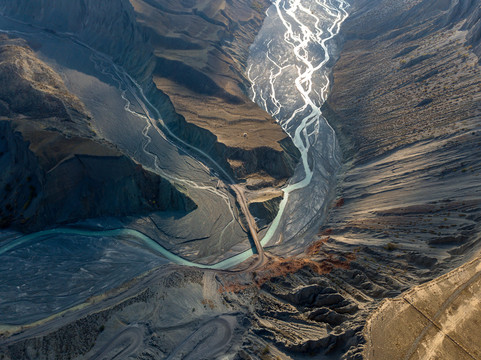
(0, 0), (155, 84)
(0, 0), (302, 261)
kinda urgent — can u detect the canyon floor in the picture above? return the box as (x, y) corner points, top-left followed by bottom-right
(1, 0), (481, 359)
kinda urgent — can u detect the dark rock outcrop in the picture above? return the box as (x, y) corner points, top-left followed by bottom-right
(0, 121), (43, 229)
(461, 1), (481, 59)
(249, 195), (283, 229)
(135, 0), (300, 184)
(1, 121), (196, 230)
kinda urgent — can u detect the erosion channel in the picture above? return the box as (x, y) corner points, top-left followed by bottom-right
(0, 0), (348, 327)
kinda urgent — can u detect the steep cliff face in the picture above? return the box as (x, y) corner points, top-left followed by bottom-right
(326, 0), (481, 161)
(40, 152), (196, 226)
(248, 194), (282, 229)
(460, 0), (481, 59)
(1, 122), (196, 230)
(0, 36), (195, 231)
(131, 0), (271, 98)
(2, 1), (481, 360)
(345, 0), (481, 55)
(0, 121), (43, 229)
(0, 35), (93, 137)
(201, 1), (481, 358)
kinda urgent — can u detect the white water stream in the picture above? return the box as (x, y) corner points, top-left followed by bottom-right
(249, 0), (350, 249)
(0, 0), (349, 269)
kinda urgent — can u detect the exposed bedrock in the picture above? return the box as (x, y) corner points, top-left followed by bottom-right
(1, 120), (196, 231)
(239, 267), (371, 359)
(0, 121), (43, 229)
(365, 256), (481, 359)
(148, 91), (300, 184)
(0, 285), (156, 360)
(461, 1), (481, 59)
(0, 36), (92, 136)
(6, 1), (481, 360)
(41, 152), (196, 225)
(225, 138), (300, 182)
(0, 37), (195, 231)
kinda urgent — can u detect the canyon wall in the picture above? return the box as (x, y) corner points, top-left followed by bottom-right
(139, 0), (300, 185)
